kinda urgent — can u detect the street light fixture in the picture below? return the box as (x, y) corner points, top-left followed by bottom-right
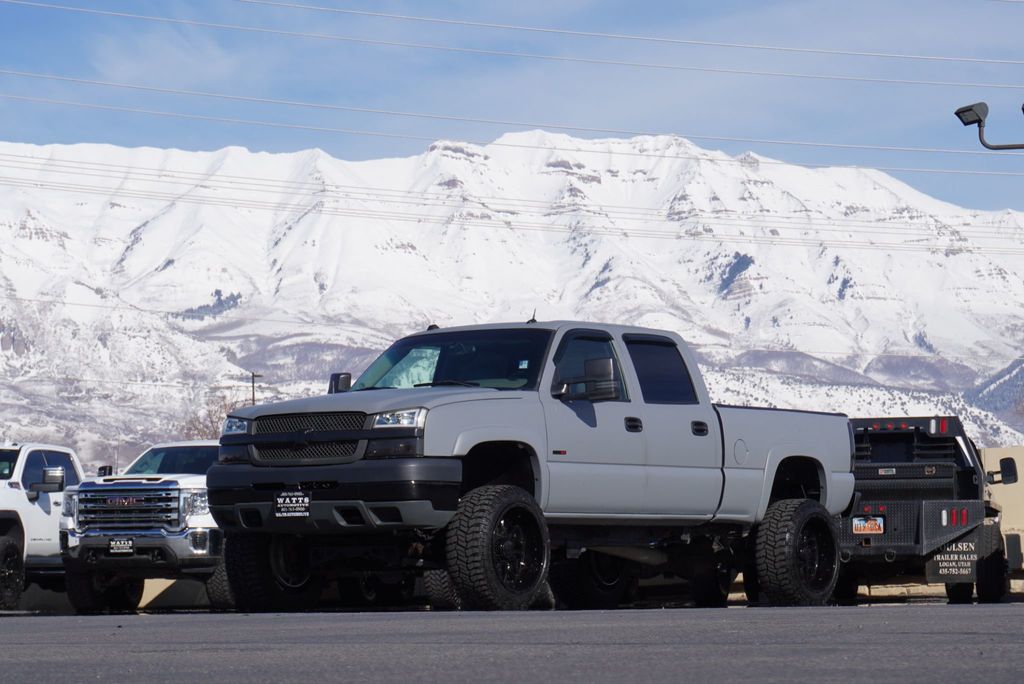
(954, 101), (1024, 150)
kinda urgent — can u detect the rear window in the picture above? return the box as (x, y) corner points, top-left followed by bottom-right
(624, 338), (698, 405)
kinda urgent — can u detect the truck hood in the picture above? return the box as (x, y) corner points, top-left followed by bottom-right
(74, 473), (208, 490)
(230, 386), (526, 420)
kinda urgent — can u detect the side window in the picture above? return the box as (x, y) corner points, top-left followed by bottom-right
(44, 452), (80, 487)
(624, 337), (699, 405)
(20, 451), (46, 487)
(552, 333), (627, 401)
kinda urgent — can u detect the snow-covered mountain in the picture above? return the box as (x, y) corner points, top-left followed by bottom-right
(0, 132), (1022, 466)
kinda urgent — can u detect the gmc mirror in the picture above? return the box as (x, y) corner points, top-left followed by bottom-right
(553, 357), (621, 402)
(1000, 457), (1018, 486)
(97, 465), (114, 477)
(29, 466), (65, 495)
(328, 372), (352, 394)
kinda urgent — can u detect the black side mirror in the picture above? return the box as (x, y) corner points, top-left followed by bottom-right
(582, 357), (621, 402)
(987, 457), (1018, 486)
(328, 372), (352, 394)
(97, 465), (113, 477)
(29, 466), (65, 495)
(553, 357), (621, 402)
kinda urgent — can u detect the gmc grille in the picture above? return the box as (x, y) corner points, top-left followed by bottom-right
(253, 412), (366, 434)
(77, 488), (180, 530)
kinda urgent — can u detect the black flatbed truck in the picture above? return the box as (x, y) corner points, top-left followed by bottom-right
(835, 416), (1018, 603)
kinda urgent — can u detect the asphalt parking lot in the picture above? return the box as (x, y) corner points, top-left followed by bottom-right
(3, 602), (1023, 683)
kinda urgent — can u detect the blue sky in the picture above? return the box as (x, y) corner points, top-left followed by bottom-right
(2, 0), (1024, 210)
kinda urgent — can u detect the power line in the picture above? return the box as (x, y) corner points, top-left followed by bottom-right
(233, 0), (1024, 67)
(3, 294), (1019, 365)
(3, 67), (1020, 159)
(4, 1), (1024, 90)
(2, 157), (1020, 242)
(3, 151), (1018, 236)
(3, 172), (1024, 255)
(6, 92), (1024, 179)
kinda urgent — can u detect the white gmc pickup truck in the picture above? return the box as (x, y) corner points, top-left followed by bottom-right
(209, 321), (856, 611)
(0, 442), (83, 608)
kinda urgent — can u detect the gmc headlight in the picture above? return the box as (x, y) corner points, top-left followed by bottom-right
(372, 408), (427, 429)
(182, 489), (209, 517)
(62, 491), (78, 518)
(222, 416), (251, 436)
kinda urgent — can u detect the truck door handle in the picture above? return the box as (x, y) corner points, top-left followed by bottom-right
(691, 421), (709, 437)
(624, 417), (643, 433)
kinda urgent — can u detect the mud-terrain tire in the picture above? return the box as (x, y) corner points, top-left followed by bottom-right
(549, 551), (637, 610)
(755, 498), (839, 606)
(424, 569), (462, 610)
(690, 550), (736, 608)
(205, 552), (235, 610)
(945, 582), (974, 604)
(446, 485), (549, 610)
(832, 568), (860, 605)
(66, 572), (143, 614)
(225, 533), (322, 612)
(0, 535), (25, 610)
(976, 524), (1009, 604)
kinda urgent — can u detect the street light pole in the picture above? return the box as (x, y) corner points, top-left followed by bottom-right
(249, 370), (264, 406)
(955, 102), (1024, 150)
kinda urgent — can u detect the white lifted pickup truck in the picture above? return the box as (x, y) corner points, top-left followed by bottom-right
(0, 442), (83, 608)
(60, 441), (231, 613)
(209, 321), (856, 611)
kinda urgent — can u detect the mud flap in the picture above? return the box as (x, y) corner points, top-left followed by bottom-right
(925, 528), (980, 583)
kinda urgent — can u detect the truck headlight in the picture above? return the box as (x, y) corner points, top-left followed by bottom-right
(62, 491), (77, 518)
(182, 489), (209, 517)
(222, 417), (251, 436)
(372, 408), (427, 429)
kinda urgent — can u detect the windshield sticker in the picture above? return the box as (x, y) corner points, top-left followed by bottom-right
(518, 360), (529, 370)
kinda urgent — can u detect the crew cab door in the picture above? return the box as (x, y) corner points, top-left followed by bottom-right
(540, 329), (646, 514)
(622, 335), (723, 517)
(19, 450), (59, 557)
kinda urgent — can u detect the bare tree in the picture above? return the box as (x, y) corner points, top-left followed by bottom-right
(178, 393), (249, 440)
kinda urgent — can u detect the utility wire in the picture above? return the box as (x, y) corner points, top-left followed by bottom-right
(2, 151), (1018, 235)
(4, 173), (1024, 255)
(3, 1), (1024, 90)
(3, 294), (1018, 364)
(5, 92), (1024, 178)
(2, 158), (1019, 241)
(2, 68), (1019, 159)
(233, 0), (1024, 67)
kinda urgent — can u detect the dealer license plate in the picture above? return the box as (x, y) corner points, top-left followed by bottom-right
(108, 538), (134, 554)
(274, 491), (311, 518)
(852, 516), (885, 535)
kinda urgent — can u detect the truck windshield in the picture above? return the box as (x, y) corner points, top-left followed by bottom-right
(352, 329), (553, 391)
(123, 446), (219, 475)
(0, 449), (17, 480)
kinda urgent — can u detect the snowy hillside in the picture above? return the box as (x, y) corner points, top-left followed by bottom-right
(0, 132), (1021, 465)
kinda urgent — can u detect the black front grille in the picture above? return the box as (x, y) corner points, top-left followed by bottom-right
(254, 441), (359, 464)
(254, 412), (366, 434)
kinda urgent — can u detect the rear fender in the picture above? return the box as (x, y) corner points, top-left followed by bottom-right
(756, 447), (827, 521)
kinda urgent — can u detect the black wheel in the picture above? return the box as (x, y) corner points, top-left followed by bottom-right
(833, 568), (860, 605)
(976, 524), (1009, 604)
(338, 573), (380, 607)
(549, 551), (637, 610)
(205, 552), (235, 610)
(946, 582), (974, 604)
(224, 533), (323, 612)
(0, 535), (25, 610)
(65, 572), (142, 614)
(446, 485), (549, 610)
(756, 499), (839, 606)
(690, 550), (736, 608)
(424, 569), (462, 610)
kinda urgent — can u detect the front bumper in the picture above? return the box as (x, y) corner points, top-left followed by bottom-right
(207, 457), (462, 534)
(61, 527), (223, 577)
